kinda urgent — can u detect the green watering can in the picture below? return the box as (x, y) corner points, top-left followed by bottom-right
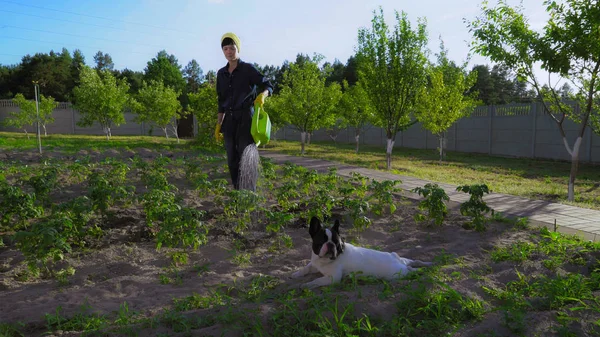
(251, 103), (271, 146)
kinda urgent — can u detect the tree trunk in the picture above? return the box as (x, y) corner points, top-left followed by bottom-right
(355, 133), (360, 154)
(163, 127), (169, 139)
(24, 129), (29, 139)
(386, 138), (394, 170)
(42, 124), (47, 137)
(300, 132), (307, 155)
(567, 136), (582, 201)
(438, 133), (446, 162)
(307, 133), (312, 145)
(174, 128), (180, 143)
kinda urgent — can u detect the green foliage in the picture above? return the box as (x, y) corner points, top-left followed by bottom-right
(72, 66), (131, 140)
(0, 181), (43, 230)
(45, 304), (108, 333)
(367, 179), (401, 216)
(415, 39), (479, 161)
(392, 275), (485, 335)
(13, 213), (73, 273)
(188, 82), (218, 146)
(22, 163), (59, 206)
(268, 54), (342, 154)
(0, 322), (25, 337)
(467, 0), (600, 201)
(132, 80), (184, 140)
(3, 93), (58, 137)
(141, 188), (208, 251)
(412, 183), (450, 226)
(143, 50), (186, 93)
(338, 80), (376, 153)
(87, 164), (134, 219)
(356, 7), (429, 168)
(456, 183), (493, 231)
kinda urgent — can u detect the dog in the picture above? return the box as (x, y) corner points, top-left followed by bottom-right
(292, 216), (432, 289)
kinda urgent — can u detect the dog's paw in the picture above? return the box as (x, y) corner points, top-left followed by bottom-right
(291, 271), (304, 279)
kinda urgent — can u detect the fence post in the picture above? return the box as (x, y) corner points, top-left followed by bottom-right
(531, 102), (537, 158)
(586, 114), (593, 163)
(71, 106), (76, 134)
(489, 105), (495, 155)
(454, 121), (458, 151)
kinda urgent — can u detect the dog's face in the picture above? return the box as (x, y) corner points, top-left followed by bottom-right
(308, 216), (345, 260)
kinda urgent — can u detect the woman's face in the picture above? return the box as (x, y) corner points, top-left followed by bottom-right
(222, 44), (239, 62)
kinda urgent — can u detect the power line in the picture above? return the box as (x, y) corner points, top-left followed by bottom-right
(0, 0), (198, 36)
(0, 52), (23, 57)
(0, 35), (155, 56)
(0, 9), (180, 39)
(3, 25), (167, 49)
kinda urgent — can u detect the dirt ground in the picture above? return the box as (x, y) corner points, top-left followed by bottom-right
(0, 147), (598, 337)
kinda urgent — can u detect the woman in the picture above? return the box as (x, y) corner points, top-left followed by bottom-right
(215, 32), (274, 190)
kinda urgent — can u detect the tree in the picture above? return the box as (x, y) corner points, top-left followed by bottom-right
(356, 7), (429, 169)
(116, 68), (144, 94)
(4, 93), (58, 137)
(0, 64), (17, 99)
(323, 59), (345, 86)
(188, 82), (218, 145)
(144, 50), (186, 94)
(183, 59), (203, 93)
(72, 66), (130, 140)
(343, 56), (359, 87)
(269, 54), (342, 154)
(132, 80), (184, 142)
(69, 49), (86, 97)
(338, 80), (375, 153)
(467, 0), (600, 201)
(93, 51), (114, 72)
(415, 39), (479, 161)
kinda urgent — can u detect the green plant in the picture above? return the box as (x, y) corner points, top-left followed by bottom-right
(45, 303), (108, 333)
(0, 183), (43, 231)
(490, 242), (535, 263)
(13, 214), (73, 274)
(0, 322), (25, 337)
(23, 164), (59, 206)
(367, 179), (401, 216)
(222, 189), (264, 235)
(55, 266), (76, 286)
(141, 189), (208, 251)
(265, 210), (294, 234)
(501, 308), (527, 335)
(412, 183), (450, 226)
(456, 184), (493, 231)
(346, 198), (372, 232)
(87, 167), (134, 219)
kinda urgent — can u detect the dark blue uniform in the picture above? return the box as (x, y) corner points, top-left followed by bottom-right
(216, 59), (273, 189)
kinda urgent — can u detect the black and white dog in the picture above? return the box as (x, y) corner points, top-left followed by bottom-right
(292, 217), (432, 289)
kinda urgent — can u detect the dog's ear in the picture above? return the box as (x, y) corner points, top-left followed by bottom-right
(309, 216), (321, 238)
(332, 219), (341, 234)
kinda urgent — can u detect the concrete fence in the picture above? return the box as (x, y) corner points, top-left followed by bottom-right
(274, 102), (600, 164)
(0, 100), (175, 137)
(1, 99), (599, 163)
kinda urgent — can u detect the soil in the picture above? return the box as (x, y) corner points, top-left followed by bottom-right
(0, 147), (598, 337)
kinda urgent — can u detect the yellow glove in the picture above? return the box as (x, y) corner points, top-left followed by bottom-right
(214, 123), (223, 142)
(254, 92), (266, 107)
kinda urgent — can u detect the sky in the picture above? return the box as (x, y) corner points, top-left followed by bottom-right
(0, 0), (551, 78)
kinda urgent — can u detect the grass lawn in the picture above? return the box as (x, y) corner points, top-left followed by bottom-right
(0, 132), (203, 153)
(263, 140), (600, 210)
